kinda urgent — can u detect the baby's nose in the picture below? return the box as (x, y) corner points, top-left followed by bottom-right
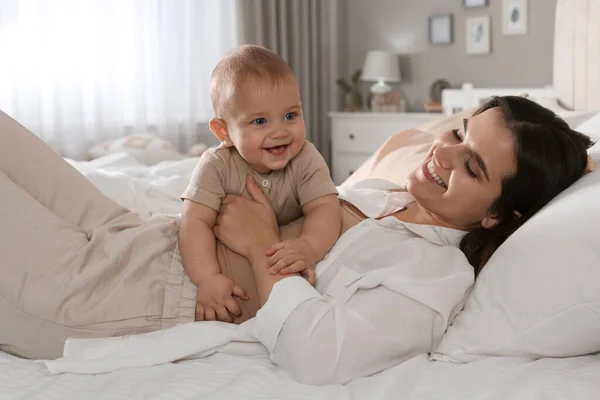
(269, 129), (288, 139)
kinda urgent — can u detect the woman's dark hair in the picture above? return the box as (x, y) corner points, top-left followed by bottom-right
(460, 96), (594, 276)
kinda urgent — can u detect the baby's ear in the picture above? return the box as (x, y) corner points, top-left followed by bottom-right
(209, 118), (232, 147)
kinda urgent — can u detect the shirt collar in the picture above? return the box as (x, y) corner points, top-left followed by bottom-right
(380, 217), (467, 247)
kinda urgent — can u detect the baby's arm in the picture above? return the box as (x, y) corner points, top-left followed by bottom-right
(266, 194), (341, 284)
(179, 199), (247, 322)
(179, 199), (220, 285)
(298, 194), (342, 262)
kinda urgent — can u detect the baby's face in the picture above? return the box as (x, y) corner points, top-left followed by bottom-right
(225, 76), (306, 174)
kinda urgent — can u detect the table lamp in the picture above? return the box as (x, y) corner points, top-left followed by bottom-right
(361, 50), (401, 95)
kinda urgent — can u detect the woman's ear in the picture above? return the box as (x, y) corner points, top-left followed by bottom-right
(480, 215), (499, 229)
(585, 155), (596, 175)
(482, 210), (521, 229)
(209, 118), (233, 147)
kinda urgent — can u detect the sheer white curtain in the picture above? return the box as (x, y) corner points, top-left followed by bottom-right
(0, 0), (239, 159)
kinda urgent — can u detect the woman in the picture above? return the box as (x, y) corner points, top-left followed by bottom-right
(212, 96), (594, 384)
(0, 97), (592, 383)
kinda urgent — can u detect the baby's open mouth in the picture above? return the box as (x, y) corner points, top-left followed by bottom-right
(264, 144), (289, 156)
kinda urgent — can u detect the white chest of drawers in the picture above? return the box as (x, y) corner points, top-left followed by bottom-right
(329, 112), (440, 185)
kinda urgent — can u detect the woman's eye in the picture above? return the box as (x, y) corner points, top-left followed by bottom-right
(464, 160), (477, 178)
(452, 128), (463, 142)
(252, 118), (267, 125)
(284, 112), (296, 121)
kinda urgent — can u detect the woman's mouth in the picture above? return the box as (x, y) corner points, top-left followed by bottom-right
(264, 144), (289, 157)
(422, 160), (447, 189)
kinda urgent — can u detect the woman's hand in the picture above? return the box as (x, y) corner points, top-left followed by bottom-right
(214, 175), (280, 258)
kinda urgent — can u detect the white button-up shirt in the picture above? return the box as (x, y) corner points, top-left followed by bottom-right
(252, 181), (475, 385)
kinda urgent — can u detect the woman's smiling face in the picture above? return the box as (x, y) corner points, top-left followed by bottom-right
(406, 108), (518, 231)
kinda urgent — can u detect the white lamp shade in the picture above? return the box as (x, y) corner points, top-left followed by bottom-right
(361, 50), (401, 83)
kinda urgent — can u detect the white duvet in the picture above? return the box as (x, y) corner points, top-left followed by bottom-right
(1, 152), (599, 399)
(66, 152), (200, 219)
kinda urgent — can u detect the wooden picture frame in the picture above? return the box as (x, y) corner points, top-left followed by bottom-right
(429, 14), (453, 45)
(463, 0), (488, 8)
(502, 0), (529, 35)
(466, 15), (491, 55)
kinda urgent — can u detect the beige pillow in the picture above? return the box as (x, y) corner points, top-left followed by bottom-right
(345, 109), (474, 186)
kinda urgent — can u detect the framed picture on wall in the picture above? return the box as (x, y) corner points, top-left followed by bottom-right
(429, 14), (453, 45)
(502, 0), (528, 35)
(463, 0), (488, 8)
(466, 15), (491, 55)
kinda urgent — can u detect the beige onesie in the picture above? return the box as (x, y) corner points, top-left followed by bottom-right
(181, 141), (337, 224)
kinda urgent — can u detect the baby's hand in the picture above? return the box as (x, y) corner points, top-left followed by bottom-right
(266, 238), (317, 285)
(195, 274), (248, 322)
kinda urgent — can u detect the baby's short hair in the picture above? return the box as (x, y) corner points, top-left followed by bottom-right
(210, 44), (294, 119)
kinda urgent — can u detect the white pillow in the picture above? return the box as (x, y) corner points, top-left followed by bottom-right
(560, 111), (598, 130)
(432, 128), (600, 362)
(533, 97), (595, 128)
(574, 112), (600, 155)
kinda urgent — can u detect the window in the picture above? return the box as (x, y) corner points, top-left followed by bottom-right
(0, 0), (239, 158)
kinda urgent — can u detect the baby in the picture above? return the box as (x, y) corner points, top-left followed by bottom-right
(179, 44), (341, 321)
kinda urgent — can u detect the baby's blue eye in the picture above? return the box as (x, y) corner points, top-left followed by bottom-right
(284, 112), (296, 121)
(252, 118), (267, 125)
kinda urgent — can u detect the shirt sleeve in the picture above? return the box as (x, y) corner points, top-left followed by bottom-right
(180, 150), (226, 212)
(294, 142), (338, 206)
(251, 276), (439, 385)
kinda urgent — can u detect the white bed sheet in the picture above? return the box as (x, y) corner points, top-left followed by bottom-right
(2, 349), (600, 399)
(2, 153), (599, 399)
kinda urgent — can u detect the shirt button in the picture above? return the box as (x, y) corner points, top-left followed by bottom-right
(262, 179), (269, 187)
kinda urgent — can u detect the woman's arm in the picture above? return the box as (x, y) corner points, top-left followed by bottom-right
(254, 277), (438, 385)
(246, 246), (294, 306)
(215, 175), (300, 305)
(299, 194), (342, 262)
(265, 195), (342, 285)
(214, 176), (466, 385)
(214, 176), (365, 305)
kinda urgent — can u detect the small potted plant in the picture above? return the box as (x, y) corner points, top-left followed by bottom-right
(336, 70), (363, 112)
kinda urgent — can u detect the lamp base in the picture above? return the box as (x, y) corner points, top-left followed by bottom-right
(369, 79), (392, 94)
(370, 89), (406, 113)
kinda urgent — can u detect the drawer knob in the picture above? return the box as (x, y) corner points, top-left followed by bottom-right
(348, 133), (355, 140)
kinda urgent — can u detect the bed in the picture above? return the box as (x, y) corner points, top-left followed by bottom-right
(2, 0), (600, 398)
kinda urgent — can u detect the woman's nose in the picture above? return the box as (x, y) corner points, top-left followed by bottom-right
(432, 145), (452, 170)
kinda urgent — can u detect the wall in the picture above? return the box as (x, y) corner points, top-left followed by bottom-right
(344, 0), (557, 111)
